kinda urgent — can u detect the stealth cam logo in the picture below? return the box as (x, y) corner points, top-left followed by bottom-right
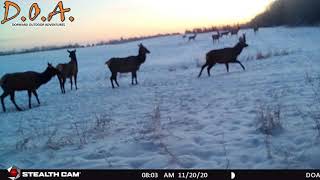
(7, 166), (21, 180)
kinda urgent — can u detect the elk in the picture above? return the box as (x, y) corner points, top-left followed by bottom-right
(198, 34), (248, 78)
(0, 63), (60, 112)
(182, 34), (187, 39)
(56, 50), (78, 94)
(230, 25), (240, 36)
(230, 28), (239, 36)
(188, 33), (197, 41)
(220, 31), (230, 38)
(254, 25), (259, 34)
(212, 32), (220, 44)
(105, 43), (150, 88)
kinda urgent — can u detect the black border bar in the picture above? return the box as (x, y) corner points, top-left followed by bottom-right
(1, 169), (319, 180)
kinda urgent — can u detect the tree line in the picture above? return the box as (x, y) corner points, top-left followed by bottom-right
(250, 0), (320, 27)
(0, 33), (178, 57)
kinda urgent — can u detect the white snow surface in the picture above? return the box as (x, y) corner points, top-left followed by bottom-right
(1, 27), (320, 169)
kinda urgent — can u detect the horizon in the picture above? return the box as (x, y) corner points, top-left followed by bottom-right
(0, 0), (274, 51)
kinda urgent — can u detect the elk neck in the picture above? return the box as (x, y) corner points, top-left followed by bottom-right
(38, 68), (55, 85)
(70, 56), (78, 64)
(233, 43), (245, 56)
(137, 52), (147, 63)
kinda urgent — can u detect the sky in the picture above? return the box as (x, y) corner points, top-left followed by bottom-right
(0, 0), (275, 50)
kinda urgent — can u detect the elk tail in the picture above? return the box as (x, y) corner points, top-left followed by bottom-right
(0, 75), (7, 87)
(105, 59), (112, 67)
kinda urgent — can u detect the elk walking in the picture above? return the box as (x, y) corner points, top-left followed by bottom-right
(198, 34), (248, 78)
(105, 43), (150, 88)
(188, 33), (197, 41)
(56, 50), (78, 94)
(0, 63), (60, 112)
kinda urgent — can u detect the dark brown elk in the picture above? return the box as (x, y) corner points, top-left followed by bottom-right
(254, 25), (259, 34)
(230, 28), (239, 36)
(198, 34), (248, 78)
(212, 32), (220, 44)
(220, 31), (230, 38)
(188, 33), (197, 41)
(105, 43), (150, 88)
(56, 50), (78, 94)
(230, 25), (240, 36)
(0, 63), (60, 112)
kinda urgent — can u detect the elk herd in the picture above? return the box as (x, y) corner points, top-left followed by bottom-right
(0, 26), (259, 113)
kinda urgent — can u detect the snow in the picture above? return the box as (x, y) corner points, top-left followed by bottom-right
(1, 27), (320, 169)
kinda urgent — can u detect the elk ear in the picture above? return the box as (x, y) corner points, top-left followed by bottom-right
(239, 37), (243, 43)
(74, 49), (76, 52)
(243, 34), (246, 42)
(67, 50), (71, 53)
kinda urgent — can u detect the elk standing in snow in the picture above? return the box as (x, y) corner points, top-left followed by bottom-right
(212, 32), (220, 44)
(105, 43), (150, 88)
(198, 34), (248, 78)
(188, 33), (197, 41)
(230, 27), (239, 36)
(220, 31), (230, 38)
(0, 63), (60, 112)
(230, 25), (240, 36)
(254, 25), (259, 34)
(56, 50), (78, 94)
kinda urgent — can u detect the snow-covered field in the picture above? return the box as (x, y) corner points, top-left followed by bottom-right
(1, 27), (320, 169)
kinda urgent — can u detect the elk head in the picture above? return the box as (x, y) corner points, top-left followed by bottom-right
(138, 43), (150, 54)
(239, 34), (248, 48)
(67, 49), (77, 59)
(46, 63), (61, 76)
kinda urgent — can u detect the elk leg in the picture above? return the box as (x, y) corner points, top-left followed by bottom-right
(70, 77), (73, 90)
(131, 72), (134, 85)
(111, 72), (117, 88)
(1, 91), (9, 112)
(110, 76), (115, 88)
(133, 72), (138, 85)
(74, 74), (78, 90)
(207, 64), (214, 77)
(135, 73), (138, 85)
(235, 60), (246, 71)
(114, 76), (120, 87)
(28, 90), (32, 109)
(58, 76), (64, 94)
(198, 63), (208, 78)
(32, 90), (40, 105)
(10, 92), (22, 111)
(62, 78), (66, 94)
(225, 63), (229, 72)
